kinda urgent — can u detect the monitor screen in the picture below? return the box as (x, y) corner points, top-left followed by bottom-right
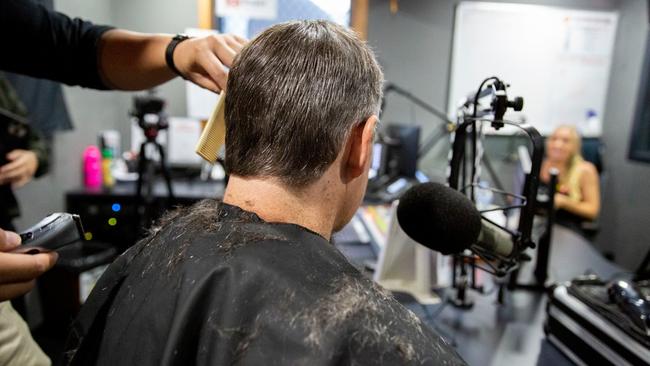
(384, 124), (420, 178)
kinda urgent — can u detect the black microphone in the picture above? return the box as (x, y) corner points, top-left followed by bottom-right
(396, 182), (515, 257)
(396, 182), (481, 255)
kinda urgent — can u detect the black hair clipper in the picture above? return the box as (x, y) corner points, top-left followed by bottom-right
(11, 213), (84, 254)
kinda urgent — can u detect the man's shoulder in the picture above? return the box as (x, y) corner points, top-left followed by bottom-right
(74, 201), (465, 365)
(143, 211), (348, 277)
(122, 203), (356, 301)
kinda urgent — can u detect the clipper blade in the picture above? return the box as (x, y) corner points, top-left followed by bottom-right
(195, 91), (226, 164)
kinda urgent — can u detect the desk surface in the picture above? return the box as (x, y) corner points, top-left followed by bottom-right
(334, 223), (624, 366)
(66, 179), (225, 200)
(546, 225), (622, 280)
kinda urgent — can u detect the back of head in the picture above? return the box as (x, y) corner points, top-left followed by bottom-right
(225, 20), (384, 188)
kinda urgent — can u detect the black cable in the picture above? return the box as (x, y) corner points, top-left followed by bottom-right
(470, 76), (499, 202)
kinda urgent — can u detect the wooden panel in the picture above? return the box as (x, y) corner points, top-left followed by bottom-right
(197, 0), (214, 29)
(350, 0), (369, 40)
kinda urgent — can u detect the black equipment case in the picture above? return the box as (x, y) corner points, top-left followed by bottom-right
(545, 284), (650, 366)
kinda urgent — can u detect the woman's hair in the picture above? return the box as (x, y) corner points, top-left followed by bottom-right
(555, 125), (585, 201)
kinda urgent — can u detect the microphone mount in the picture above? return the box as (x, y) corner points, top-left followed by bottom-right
(449, 77), (542, 276)
(491, 80), (524, 129)
(442, 77), (539, 309)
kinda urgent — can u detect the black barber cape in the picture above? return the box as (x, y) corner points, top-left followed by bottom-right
(66, 200), (465, 365)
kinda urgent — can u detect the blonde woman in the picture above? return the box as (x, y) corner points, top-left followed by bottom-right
(541, 125), (601, 230)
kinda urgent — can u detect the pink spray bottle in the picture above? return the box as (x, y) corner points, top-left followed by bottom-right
(83, 145), (102, 189)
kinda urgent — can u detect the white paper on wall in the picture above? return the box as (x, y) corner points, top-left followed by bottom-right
(184, 28), (222, 121)
(216, 0), (278, 20)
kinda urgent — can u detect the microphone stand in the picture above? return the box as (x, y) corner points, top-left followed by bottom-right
(449, 105), (543, 269)
(506, 170), (558, 292)
(450, 253), (482, 309)
(447, 78), (542, 307)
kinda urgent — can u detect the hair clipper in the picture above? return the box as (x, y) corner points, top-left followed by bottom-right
(11, 213), (84, 254)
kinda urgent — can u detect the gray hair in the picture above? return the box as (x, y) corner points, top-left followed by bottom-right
(224, 20), (384, 187)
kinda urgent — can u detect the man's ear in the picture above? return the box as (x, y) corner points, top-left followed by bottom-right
(345, 115), (378, 179)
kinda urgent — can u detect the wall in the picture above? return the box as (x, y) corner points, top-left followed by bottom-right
(597, 0), (650, 270)
(368, 0), (650, 270)
(14, 0), (197, 230)
(110, 0), (199, 130)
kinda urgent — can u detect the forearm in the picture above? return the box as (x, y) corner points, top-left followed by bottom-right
(560, 200), (599, 221)
(2, 0), (113, 89)
(98, 30), (176, 90)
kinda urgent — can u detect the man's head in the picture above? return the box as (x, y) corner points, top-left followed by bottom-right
(224, 20), (384, 231)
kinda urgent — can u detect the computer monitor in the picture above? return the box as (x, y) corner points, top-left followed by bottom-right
(365, 124), (421, 203)
(383, 124), (420, 179)
(369, 142), (385, 180)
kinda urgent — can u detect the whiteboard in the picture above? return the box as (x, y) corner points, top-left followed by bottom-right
(448, 2), (618, 136)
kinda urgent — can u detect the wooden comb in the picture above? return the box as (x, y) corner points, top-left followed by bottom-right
(195, 91), (226, 164)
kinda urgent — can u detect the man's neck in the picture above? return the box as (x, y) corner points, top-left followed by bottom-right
(222, 175), (339, 241)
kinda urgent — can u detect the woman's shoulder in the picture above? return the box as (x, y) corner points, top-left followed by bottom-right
(577, 160), (599, 183)
(578, 160), (598, 174)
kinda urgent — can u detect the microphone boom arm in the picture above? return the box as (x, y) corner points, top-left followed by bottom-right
(382, 83), (454, 125)
(381, 83), (456, 159)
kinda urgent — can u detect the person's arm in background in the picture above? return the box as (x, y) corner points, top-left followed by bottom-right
(0, 75), (48, 188)
(0, 229), (58, 302)
(0, 129), (48, 189)
(554, 163), (601, 221)
(0, 149), (39, 189)
(0, 0), (244, 92)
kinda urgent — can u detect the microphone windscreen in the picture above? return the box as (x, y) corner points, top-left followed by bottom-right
(396, 182), (481, 255)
